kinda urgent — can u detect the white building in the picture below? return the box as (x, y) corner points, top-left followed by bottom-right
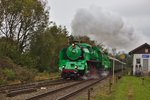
(129, 43), (150, 75)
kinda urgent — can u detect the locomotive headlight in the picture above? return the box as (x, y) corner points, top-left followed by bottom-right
(62, 66), (65, 69)
(72, 43), (75, 48)
(75, 66), (78, 69)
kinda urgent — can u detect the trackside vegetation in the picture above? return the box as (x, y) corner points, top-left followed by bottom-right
(91, 76), (150, 100)
(0, 0), (68, 84)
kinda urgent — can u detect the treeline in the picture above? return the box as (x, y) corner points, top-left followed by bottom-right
(0, 0), (72, 84)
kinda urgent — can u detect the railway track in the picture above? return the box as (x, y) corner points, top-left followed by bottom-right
(0, 79), (75, 97)
(0, 71), (123, 100)
(0, 79), (53, 89)
(57, 77), (106, 100)
(26, 76), (109, 100)
(0, 79), (60, 93)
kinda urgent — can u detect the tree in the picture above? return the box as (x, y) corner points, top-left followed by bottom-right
(75, 36), (96, 45)
(112, 48), (117, 57)
(0, 37), (18, 58)
(0, 0), (49, 52)
(0, 37), (36, 68)
(30, 24), (68, 72)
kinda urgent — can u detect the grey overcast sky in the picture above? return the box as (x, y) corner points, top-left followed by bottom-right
(48, 0), (150, 51)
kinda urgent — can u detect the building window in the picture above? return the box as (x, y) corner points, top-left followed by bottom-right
(145, 49), (148, 53)
(136, 59), (140, 64)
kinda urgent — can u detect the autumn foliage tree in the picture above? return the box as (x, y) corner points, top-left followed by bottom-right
(0, 0), (49, 52)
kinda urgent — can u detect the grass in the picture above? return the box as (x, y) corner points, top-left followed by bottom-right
(112, 76), (150, 100)
(90, 76), (150, 100)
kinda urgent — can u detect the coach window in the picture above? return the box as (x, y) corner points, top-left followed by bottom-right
(136, 59), (140, 64)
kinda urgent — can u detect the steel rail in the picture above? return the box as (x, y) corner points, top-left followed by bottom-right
(26, 80), (90, 100)
(5, 80), (73, 97)
(57, 76), (108, 100)
(0, 79), (63, 93)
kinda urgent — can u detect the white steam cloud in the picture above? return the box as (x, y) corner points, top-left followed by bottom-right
(71, 6), (148, 51)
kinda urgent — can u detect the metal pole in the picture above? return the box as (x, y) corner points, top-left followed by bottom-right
(109, 78), (112, 93)
(122, 64), (123, 74)
(113, 60), (115, 84)
(142, 77), (144, 85)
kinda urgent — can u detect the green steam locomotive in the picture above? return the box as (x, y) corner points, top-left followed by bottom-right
(59, 42), (111, 79)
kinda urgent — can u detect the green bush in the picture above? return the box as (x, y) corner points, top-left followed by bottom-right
(0, 57), (37, 84)
(3, 68), (16, 81)
(15, 67), (36, 83)
(0, 79), (7, 85)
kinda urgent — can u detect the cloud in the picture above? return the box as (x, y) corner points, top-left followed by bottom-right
(71, 6), (148, 51)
